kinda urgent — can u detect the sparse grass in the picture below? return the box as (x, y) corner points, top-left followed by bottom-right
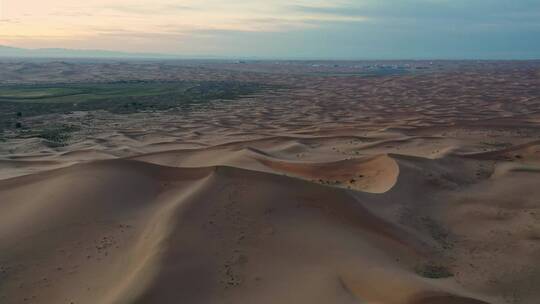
(481, 142), (512, 148)
(421, 216), (453, 250)
(415, 263), (453, 279)
(318, 179), (342, 185)
(36, 125), (80, 147)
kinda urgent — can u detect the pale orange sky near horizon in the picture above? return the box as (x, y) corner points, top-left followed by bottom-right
(1, 0), (539, 59)
(0, 0), (363, 53)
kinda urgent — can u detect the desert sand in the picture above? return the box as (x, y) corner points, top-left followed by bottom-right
(1, 60), (540, 304)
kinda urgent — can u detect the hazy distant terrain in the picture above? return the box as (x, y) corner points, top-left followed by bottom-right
(1, 60), (540, 304)
(0, 45), (179, 59)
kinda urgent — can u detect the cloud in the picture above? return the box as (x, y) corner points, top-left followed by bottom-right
(291, 0), (540, 24)
(0, 18), (19, 24)
(101, 3), (197, 15)
(2, 0), (539, 59)
(50, 11), (95, 17)
(289, 5), (365, 17)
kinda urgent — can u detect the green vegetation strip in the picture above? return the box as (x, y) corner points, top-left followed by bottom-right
(0, 80), (271, 131)
(0, 81), (264, 104)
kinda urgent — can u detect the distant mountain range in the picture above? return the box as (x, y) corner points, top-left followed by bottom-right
(0, 45), (180, 59)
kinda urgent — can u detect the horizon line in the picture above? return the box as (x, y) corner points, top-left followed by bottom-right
(1, 44), (539, 62)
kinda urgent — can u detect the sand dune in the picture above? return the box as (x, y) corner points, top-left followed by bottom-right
(1, 61), (540, 304)
(1, 129), (539, 304)
(3, 141), (535, 303)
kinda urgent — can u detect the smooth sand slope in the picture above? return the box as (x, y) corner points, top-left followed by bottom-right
(1, 134), (539, 304)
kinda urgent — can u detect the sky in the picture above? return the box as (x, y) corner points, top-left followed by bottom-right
(0, 0), (539, 59)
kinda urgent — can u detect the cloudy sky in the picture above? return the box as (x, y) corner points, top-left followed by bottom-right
(0, 0), (539, 59)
